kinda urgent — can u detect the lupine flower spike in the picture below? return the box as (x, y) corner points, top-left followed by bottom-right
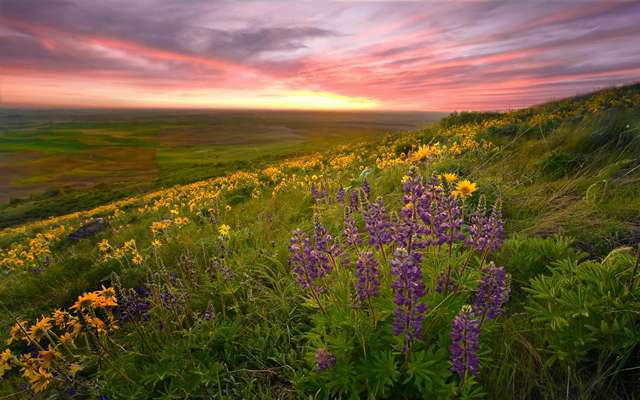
(315, 348), (336, 372)
(450, 305), (480, 381)
(474, 264), (510, 323)
(390, 248), (426, 353)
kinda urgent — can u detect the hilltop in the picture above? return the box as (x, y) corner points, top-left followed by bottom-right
(1, 84), (639, 399)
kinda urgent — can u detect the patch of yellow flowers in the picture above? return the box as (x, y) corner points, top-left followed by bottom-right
(1, 287), (118, 393)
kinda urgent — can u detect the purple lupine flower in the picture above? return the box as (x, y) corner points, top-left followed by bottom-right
(436, 271), (458, 294)
(390, 248), (426, 352)
(203, 303), (215, 321)
(315, 348), (336, 372)
(467, 200), (504, 255)
(349, 189), (360, 212)
(395, 170), (429, 251)
(356, 251), (380, 303)
(362, 179), (371, 200)
(310, 183), (320, 200)
(160, 290), (179, 308)
(343, 211), (362, 247)
(432, 194), (465, 246)
(474, 264), (510, 320)
(363, 198), (394, 250)
(449, 305), (480, 380)
(313, 221), (339, 272)
(289, 229), (327, 290)
(336, 186), (345, 204)
(117, 287), (152, 325)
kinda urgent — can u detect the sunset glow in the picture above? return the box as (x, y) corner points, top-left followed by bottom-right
(1, 0), (639, 110)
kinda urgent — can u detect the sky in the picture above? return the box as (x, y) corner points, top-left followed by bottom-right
(1, 0), (639, 111)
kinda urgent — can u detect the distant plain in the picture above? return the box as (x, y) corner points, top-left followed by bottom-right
(0, 108), (444, 227)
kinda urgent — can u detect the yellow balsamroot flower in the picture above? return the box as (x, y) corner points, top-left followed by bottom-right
(98, 239), (110, 253)
(0, 349), (12, 377)
(6, 320), (28, 345)
(72, 292), (101, 310)
(452, 180), (478, 199)
(225, 205), (232, 211)
(52, 309), (67, 328)
(152, 239), (162, 248)
(23, 366), (52, 393)
(131, 252), (144, 266)
(28, 317), (53, 341)
(38, 345), (61, 369)
(218, 224), (231, 236)
(442, 172), (458, 183)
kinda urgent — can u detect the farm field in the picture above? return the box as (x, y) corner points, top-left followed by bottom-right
(0, 109), (442, 228)
(1, 85), (639, 398)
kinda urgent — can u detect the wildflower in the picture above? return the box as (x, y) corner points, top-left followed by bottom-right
(363, 198), (393, 250)
(52, 309), (67, 328)
(349, 189), (360, 212)
(117, 287), (151, 326)
(313, 221), (339, 271)
(315, 348), (336, 372)
(395, 169), (428, 251)
(28, 316), (53, 341)
(218, 224), (231, 236)
(203, 302), (216, 321)
(38, 345), (61, 368)
(449, 305), (480, 380)
(0, 349), (12, 377)
(131, 252), (143, 265)
(452, 179), (477, 199)
(390, 248), (426, 352)
(23, 366), (52, 393)
(410, 144), (437, 162)
(442, 172), (459, 183)
(288, 230), (327, 290)
(474, 265), (510, 320)
(343, 211), (362, 247)
(356, 251), (380, 303)
(6, 320), (28, 344)
(152, 239), (162, 248)
(336, 186), (345, 204)
(467, 200), (504, 255)
(362, 179), (371, 200)
(97, 286), (118, 307)
(98, 239), (110, 252)
(225, 205), (232, 211)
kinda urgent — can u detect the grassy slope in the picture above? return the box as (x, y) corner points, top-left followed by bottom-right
(0, 85), (639, 398)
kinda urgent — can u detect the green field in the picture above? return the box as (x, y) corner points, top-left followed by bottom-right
(0, 109), (443, 227)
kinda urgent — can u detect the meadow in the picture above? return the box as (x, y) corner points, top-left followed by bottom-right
(0, 109), (440, 228)
(0, 84), (640, 399)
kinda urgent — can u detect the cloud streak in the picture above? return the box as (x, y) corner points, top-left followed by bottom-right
(1, 0), (639, 110)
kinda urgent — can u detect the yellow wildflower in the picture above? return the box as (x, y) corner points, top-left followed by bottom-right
(0, 349), (12, 377)
(38, 345), (61, 368)
(442, 172), (458, 183)
(6, 320), (28, 344)
(218, 224), (231, 236)
(28, 317), (53, 341)
(131, 252), (143, 265)
(98, 239), (110, 253)
(23, 366), (52, 393)
(452, 180), (477, 198)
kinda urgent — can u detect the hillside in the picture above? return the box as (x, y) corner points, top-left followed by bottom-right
(1, 84), (640, 399)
